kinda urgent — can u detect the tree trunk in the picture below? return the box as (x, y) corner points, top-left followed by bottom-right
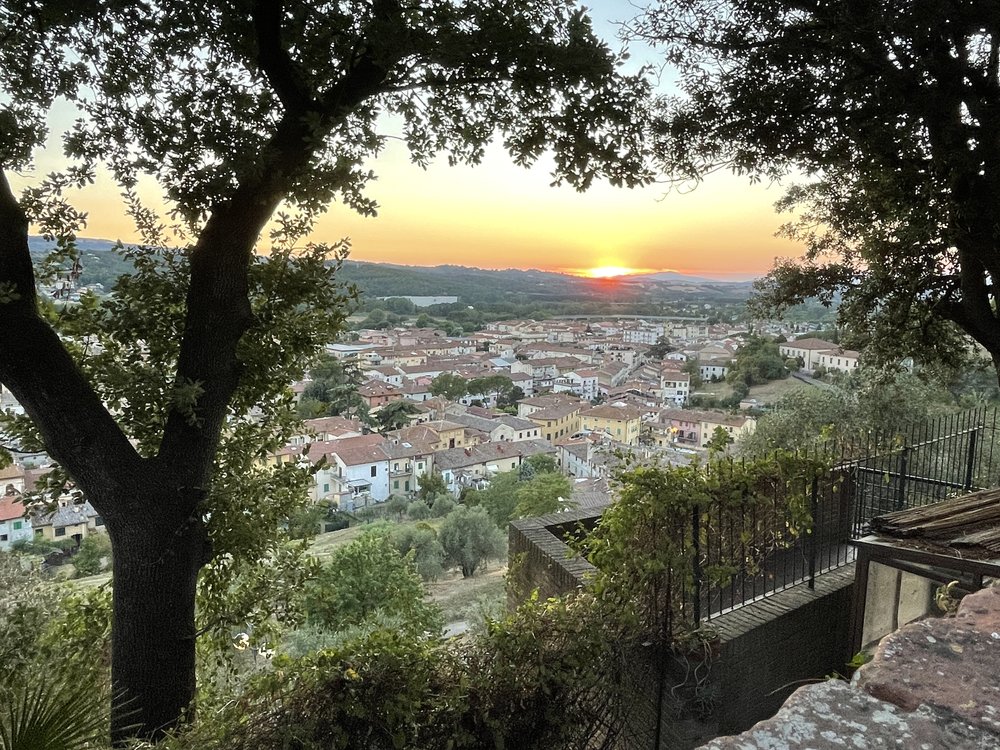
(109, 520), (205, 745)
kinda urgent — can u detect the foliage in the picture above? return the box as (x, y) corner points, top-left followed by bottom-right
(302, 529), (441, 636)
(429, 372), (468, 402)
(646, 336), (675, 360)
(415, 472), (447, 502)
(297, 355), (369, 422)
(286, 502), (334, 540)
(467, 471), (521, 527)
(726, 336), (786, 386)
(637, 1), (1000, 376)
(738, 370), (960, 455)
(524, 453), (558, 474)
(163, 592), (633, 750)
(579, 456), (820, 637)
(385, 494), (409, 519)
(374, 400), (420, 432)
(406, 500), (433, 521)
(438, 506), (506, 578)
(429, 494), (456, 518)
(513, 472), (574, 518)
(0, 676), (112, 750)
(72, 532), (112, 577)
(390, 523), (446, 582)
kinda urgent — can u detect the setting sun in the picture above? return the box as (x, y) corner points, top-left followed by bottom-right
(583, 266), (644, 278)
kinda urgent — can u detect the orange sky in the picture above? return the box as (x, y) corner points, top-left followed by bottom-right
(21, 137), (799, 281)
(15, 2), (803, 281)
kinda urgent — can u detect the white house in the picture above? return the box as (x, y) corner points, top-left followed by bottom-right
(660, 371), (691, 406)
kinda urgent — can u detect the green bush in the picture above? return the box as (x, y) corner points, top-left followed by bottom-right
(406, 500), (432, 521)
(391, 524), (446, 581)
(429, 494), (455, 518)
(73, 534), (113, 578)
(439, 506), (505, 577)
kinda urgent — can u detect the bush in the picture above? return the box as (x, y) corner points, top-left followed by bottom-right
(406, 500), (433, 521)
(429, 494), (455, 518)
(301, 530), (441, 636)
(386, 494), (409, 519)
(72, 534), (112, 578)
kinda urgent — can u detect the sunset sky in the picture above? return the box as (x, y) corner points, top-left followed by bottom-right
(19, 2), (803, 281)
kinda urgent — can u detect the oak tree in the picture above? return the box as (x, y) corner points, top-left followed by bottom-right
(0, 0), (651, 740)
(637, 2), (1000, 377)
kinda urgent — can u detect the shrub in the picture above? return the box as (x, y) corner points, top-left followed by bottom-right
(406, 500), (433, 521)
(429, 494), (455, 518)
(439, 506), (505, 577)
(72, 534), (112, 578)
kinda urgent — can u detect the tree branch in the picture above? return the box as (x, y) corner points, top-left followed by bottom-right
(0, 170), (143, 521)
(251, 0), (314, 112)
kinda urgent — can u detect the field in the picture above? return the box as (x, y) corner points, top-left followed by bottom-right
(691, 375), (811, 406)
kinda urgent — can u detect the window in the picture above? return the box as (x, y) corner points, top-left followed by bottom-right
(94, 516), (104, 527)
(393, 480), (399, 490)
(511, 462), (516, 468)
(12, 521), (21, 530)
(323, 483), (330, 494)
(417, 462), (424, 470)
(55, 527), (66, 537)
(0, 534), (6, 542)
(404, 481), (410, 492)
(394, 462), (399, 471)
(370, 466), (377, 477)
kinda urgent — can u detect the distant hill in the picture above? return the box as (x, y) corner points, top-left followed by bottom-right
(26, 236), (754, 304)
(335, 260), (754, 305)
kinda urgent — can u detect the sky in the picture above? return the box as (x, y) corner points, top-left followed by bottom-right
(16, 1), (803, 281)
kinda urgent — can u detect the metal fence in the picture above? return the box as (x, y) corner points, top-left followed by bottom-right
(693, 406), (1000, 623)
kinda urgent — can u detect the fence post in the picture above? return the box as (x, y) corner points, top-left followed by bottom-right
(965, 428), (979, 491)
(895, 447), (909, 511)
(692, 503), (702, 626)
(808, 476), (819, 590)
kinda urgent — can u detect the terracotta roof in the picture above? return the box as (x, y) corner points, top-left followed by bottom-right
(0, 495), (26, 522)
(783, 337), (838, 351)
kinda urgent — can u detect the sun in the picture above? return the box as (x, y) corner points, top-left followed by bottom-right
(585, 265), (637, 278)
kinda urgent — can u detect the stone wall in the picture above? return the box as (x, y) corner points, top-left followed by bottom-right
(508, 511), (858, 749)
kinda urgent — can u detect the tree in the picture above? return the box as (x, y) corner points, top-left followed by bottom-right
(298, 355), (369, 421)
(438, 506), (506, 578)
(524, 453), (558, 475)
(646, 336), (675, 360)
(73, 533), (113, 577)
(637, 2), (1000, 380)
(303, 530), (441, 634)
(514, 472), (573, 518)
(390, 523), (446, 581)
(727, 336), (786, 386)
(416, 471), (448, 503)
(0, 1), (651, 740)
(471, 471), (522, 528)
(429, 372), (469, 402)
(374, 400), (420, 432)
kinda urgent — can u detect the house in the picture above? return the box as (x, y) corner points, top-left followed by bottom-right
(814, 348), (861, 373)
(520, 398), (585, 443)
(699, 414), (757, 448)
(447, 413), (541, 443)
(434, 440), (557, 494)
(383, 441), (434, 497)
(778, 338), (839, 371)
(0, 494), (31, 550)
(552, 369), (600, 401)
(357, 379), (404, 409)
(325, 437), (393, 506)
(31, 500), (104, 544)
(660, 371), (691, 406)
(578, 403), (644, 446)
(387, 420), (472, 452)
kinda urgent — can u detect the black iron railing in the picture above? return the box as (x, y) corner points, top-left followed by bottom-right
(690, 406), (1000, 623)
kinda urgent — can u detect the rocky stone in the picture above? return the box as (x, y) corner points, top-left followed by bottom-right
(855, 585), (1000, 735)
(699, 680), (997, 749)
(698, 586), (1000, 749)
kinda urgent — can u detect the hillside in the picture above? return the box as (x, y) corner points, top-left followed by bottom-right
(27, 236), (754, 305)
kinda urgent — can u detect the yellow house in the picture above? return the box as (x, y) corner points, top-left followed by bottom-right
(525, 401), (583, 443)
(579, 403), (643, 445)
